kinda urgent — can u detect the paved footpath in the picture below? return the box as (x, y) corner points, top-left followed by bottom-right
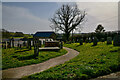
(1, 47), (79, 79)
(91, 71), (120, 80)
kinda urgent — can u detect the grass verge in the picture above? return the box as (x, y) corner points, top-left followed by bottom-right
(2, 47), (67, 70)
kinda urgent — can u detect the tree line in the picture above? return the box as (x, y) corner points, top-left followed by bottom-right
(1, 29), (32, 39)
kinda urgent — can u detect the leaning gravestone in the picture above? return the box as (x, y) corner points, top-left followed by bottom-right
(113, 35), (120, 46)
(107, 37), (112, 44)
(93, 37), (98, 46)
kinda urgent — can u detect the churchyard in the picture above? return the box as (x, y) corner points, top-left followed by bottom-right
(1, 3), (120, 80)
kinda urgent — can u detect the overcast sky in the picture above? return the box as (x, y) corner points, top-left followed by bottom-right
(2, 2), (118, 34)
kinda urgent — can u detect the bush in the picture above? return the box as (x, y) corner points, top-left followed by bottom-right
(113, 35), (120, 46)
(107, 37), (112, 44)
(93, 37), (98, 46)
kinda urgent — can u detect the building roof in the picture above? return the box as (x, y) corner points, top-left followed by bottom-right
(33, 31), (55, 38)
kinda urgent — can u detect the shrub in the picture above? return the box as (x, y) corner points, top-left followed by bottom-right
(93, 37), (98, 46)
(113, 35), (120, 46)
(107, 37), (112, 45)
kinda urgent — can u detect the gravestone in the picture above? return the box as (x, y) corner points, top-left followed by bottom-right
(101, 38), (105, 42)
(34, 39), (39, 57)
(85, 38), (89, 43)
(38, 40), (41, 47)
(89, 38), (92, 43)
(93, 37), (98, 46)
(79, 38), (83, 45)
(23, 41), (26, 46)
(27, 40), (31, 50)
(5, 41), (7, 49)
(12, 39), (14, 48)
(113, 35), (120, 46)
(60, 41), (63, 49)
(107, 37), (112, 44)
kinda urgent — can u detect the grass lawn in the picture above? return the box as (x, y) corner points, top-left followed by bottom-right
(21, 42), (120, 80)
(2, 47), (67, 70)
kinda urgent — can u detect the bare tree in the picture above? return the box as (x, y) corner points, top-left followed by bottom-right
(50, 4), (86, 41)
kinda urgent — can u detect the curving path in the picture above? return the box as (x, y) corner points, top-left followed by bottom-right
(2, 47), (79, 79)
(90, 71), (120, 80)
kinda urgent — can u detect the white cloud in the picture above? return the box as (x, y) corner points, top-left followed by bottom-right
(2, 5), (51, 34)
(76, 2), (118, 33)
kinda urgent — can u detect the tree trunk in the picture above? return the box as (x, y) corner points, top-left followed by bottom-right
(64, 32), (70, 42)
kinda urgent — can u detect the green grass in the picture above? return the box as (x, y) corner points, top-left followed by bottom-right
(21, 42), (120, 80)
(2, 47), (67, 70)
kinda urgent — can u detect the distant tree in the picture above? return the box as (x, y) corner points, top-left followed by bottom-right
(95, 24), (105, 33)
(2, 29), (11, 38)
(95, 24), (105, 41)
(14, 32), (24, 37)
(50, 4), (86, 41)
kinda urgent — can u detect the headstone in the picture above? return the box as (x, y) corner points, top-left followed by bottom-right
(28, 40), (31, 50)
(93, 37), (98, 46)
(107, 37), (112, 44)
(9, 40), (12, 48)
(12, 39), (14, 48)
(101, 38), (105, 42)
(85, 38), (89, 43)
(34, 39), (39, 57)
(23, 41), (26, 46)
(113, 35), (120, 46)
(89, 38), (92, 43)
(5, 41), (7, 49)
(60, 41), (63, 49)
(79, 38), (83, 45)
(38, 40), (41, 47)
(73, 39), (75, 43)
